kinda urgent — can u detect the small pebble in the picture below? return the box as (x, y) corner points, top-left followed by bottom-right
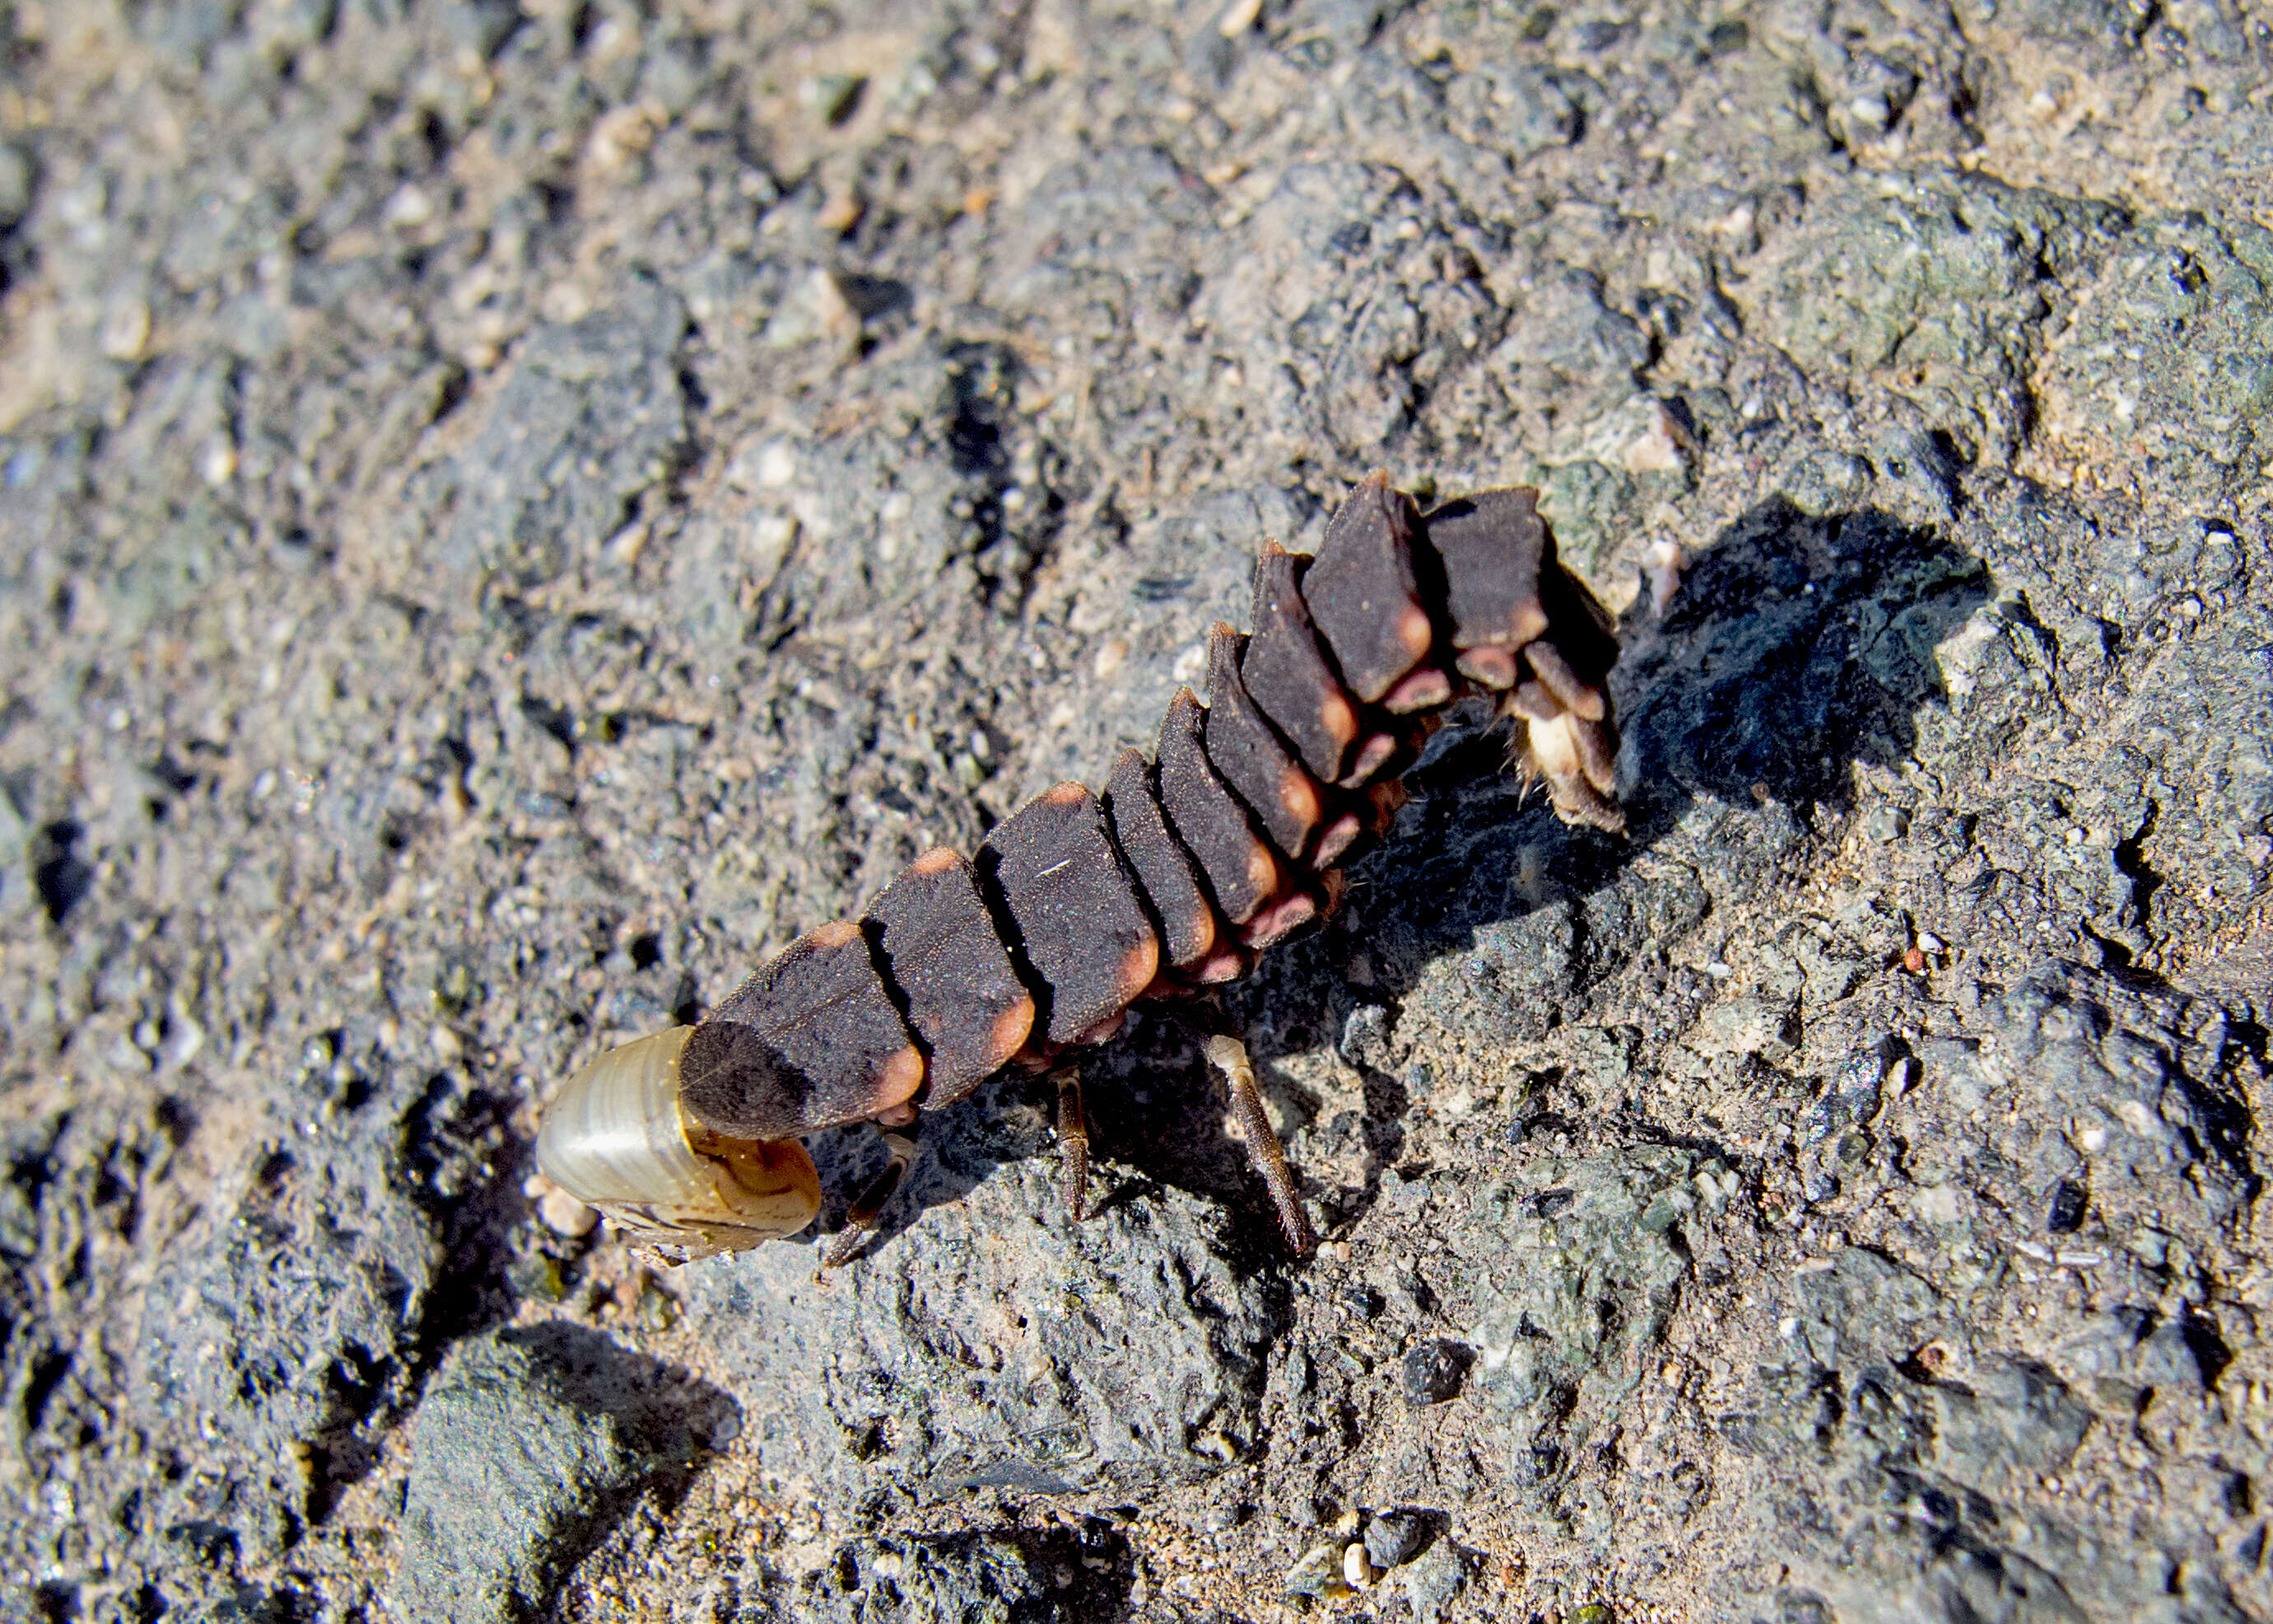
(1344, 1542), (1379, 1589)
(1863, 805), (1909, 841)
(538, 1187), (600, 1238)
(1217, 0), (1263, 35)
(1283, 1539), (1353, 1599)
(757, 441), (797, 487)
(1400, 1338), (1472, 1407)
(1339, 1003), (1391, 1064)
(804, 72), (867, 124)
(100, 295), (151, 361)
(1364, 1510), (1427, 1569)
(506, 1252), (566, 1302)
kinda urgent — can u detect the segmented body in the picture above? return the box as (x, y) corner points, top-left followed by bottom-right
(537, 475), (1622, 1258)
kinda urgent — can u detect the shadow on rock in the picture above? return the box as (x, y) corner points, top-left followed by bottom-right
(390, 1321), (738, 1624)
(796, 1085), (1048, 1266)
(1620, 496), (1995, 817)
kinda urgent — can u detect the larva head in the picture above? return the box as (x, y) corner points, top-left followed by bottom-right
(535, 1026), (822, 1260)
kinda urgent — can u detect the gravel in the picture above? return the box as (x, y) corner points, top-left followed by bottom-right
(1, 0), (2269, 1619)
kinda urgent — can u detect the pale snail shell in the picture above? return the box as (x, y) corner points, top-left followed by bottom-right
(535, 1026), (822, 1259)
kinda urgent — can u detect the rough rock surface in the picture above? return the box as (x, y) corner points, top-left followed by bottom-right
(0, 1), (2269, 1621)
(391, 1323), (726, 1622)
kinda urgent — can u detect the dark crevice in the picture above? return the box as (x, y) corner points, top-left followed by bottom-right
(519, 694), (580, 754)
(21, 1347), (71, 1436)
(31, 820), (91, 926)
(2113, 800), (2164, 937)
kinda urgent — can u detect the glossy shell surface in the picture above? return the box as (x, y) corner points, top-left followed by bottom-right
(536, 1026), (822, 1257)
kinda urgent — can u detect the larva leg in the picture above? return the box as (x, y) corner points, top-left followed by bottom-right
(822, 1124), (920, 1270)
(1054, 1068), (1091, 1223)
(1204, 1034), (1316, 1255)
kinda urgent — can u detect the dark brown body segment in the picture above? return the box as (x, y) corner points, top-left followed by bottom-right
(1201, 626), (1326, 860)
(1241, 545), (1358, 781)
(976, 784), (1161, 1046)
(1422, 487), (1550, 654)
(1102, 748), (1218, 970)
(1155, 688), (1280, 924)
(864, 849), (1036, 1108)
(679, 920), (925, 1142)
(1302, 472), (1433, 703)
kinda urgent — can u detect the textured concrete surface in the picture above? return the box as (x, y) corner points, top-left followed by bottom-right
(1, 0), (2270, 1620)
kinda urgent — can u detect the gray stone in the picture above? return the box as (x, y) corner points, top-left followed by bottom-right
(1735, 174), (2126, 460)
(2037, 216), (2273, 490)
(391, 1324), (718, 1624)
(1363, 1508), (1428, 1569)
(1778, 449), (1873, 517)
(1339, 1002), (1393, 1068)
(1693, 996), (1794, 1058)
(1930, 1357), (2094, 1479)
(1455, 1150), (1693, 1466)
(130, 1053), (441, 1565)
(1400, 1540), (1469, 1624)
(2132, 1320), (2214, 1394)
